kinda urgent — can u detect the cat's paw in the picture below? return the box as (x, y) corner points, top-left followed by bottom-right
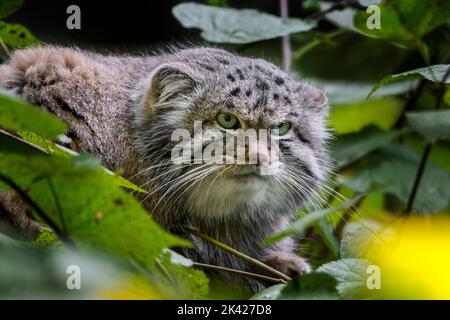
(0, 47), (96, 103)
(262, 252), (311, 278)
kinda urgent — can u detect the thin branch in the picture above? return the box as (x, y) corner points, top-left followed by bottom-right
(0, 173), (74, 246)
(404, 66), (450, 213)
(185, 226), (292, 282)
(280, 0), (292, 73)
(192, 262), (287, 284)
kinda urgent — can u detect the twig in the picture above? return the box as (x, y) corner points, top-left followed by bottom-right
(404, 66), (450, 213)
(185, 226), (292, 282)
(0, 173), (74, 246)
(280, 0), (292, 73)
(192, 262), (287, 284)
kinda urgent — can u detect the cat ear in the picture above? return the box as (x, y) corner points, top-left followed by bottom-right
(299, 83), (328, 117)
(143, 62), (198, 107)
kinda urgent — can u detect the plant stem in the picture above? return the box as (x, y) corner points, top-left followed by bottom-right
(192, 262), (287, 284)
(0, 173), (74, 246)
(280, 0), (292, 73)
(185, 226), (292, 282)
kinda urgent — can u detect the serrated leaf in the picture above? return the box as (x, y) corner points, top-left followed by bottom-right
(331, 127), (404, 169)
(317, 258), (372, 299)
(342, 144), (450, 212)
(278, 272), (338, 300)
(0, 0), (23, 19)
(406, 110), (450, 141)
(369, 65), (450, 97)
(0, 91), (66, 138)
(172, 3), (316, 44)
(0, 22), (40, 48)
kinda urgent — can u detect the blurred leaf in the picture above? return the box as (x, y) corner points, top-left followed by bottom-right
(303, 0), (321, 12)
(0, 91), (66, 138)
(406, 110), (450, 141)
(0, 22), (40, 48)
(331, 127), (404, 168)
(250, 284), (286, 300)
(353, 0), (450, 48)
(265, 196), (362, 244)
(329, 97), (405, 134)
(317, 258), (372, 299)
(172, 3), (316, 44)
(0, 0), (23, 19)
(369, 64), (450, 96)
(314, 220), (339, 259)
(156, 249), (209, 299)
(342, 144), (450, 212)
(278, 272), (338, 300)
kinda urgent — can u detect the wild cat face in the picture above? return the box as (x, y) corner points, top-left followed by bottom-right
(134, 48), (330, 219)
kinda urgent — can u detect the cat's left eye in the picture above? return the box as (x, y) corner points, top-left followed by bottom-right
(271, 122), (291, 136)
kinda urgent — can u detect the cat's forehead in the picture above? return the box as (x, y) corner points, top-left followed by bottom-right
(179, 49), (304, 125)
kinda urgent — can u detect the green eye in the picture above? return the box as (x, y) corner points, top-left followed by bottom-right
(271, 122), (291, 136)
(216, 113), (239, 129)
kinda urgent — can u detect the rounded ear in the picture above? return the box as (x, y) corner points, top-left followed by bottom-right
(143, 62), (199, 107)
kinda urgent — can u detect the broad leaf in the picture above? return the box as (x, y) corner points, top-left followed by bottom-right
(406, 110), (450, 141)
(0, 91), (66, 138)
(342, 144), (450, 212)
(172, 3), (316, 44)
(329, 97), (405, 134)
(317, 258), (372, 299)
(369, 65), (450, 96)
(250, 284), (286, 300)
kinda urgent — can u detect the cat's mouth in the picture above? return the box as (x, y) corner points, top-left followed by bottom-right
(227, 165), (267, 183)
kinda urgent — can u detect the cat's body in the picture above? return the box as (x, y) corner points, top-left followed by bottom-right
(0, 46), (330, 291)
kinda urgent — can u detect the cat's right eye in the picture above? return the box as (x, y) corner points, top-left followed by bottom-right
(216, 113), (240, 129)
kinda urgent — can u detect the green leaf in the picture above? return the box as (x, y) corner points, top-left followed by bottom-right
(0, 22), (40, 48)
(317, 258), (372, 299)
(264, 195), (363, 244)
(0, 0), (23, 19)
(0, 91), (66, 138)
(330, 127), (404, 169)
(342, 144), (450, 213)
(406, 110), (450, 141)
(353, 0), (450, 48)
(329, 97), (405, 134)
(172, 3), (316, 44)
(369, 65), (450, 96)
(278, 272), (338, 300)
(250, 284), (286, 300)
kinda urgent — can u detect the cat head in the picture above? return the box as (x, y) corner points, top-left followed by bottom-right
(133, 48), (331, 221)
